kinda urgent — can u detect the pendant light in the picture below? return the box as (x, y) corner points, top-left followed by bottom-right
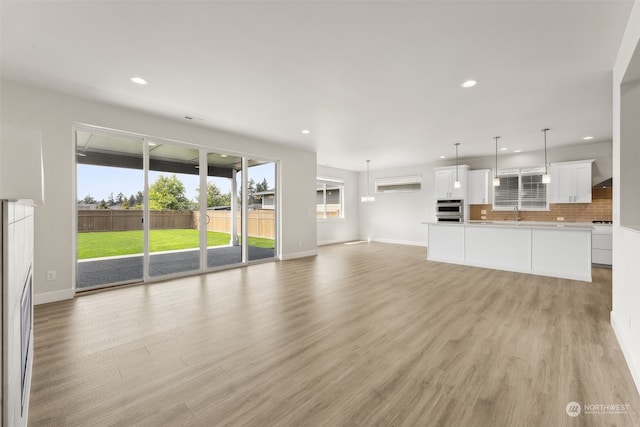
(453, 143), (461, 188)
(493, 136), (501, 186)
(361, 160), (375, 202)
(541, 128), (551, 184)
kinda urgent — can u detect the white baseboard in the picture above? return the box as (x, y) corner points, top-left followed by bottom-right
(369, 238), (428, 247)
(318, 238), (360, 246)
(611, 311), (640, 396)
(34, 288), (75, 305)
(280, 249), (318, 261)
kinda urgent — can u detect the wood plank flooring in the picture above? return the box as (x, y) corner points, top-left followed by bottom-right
(30, 242), (640, 426)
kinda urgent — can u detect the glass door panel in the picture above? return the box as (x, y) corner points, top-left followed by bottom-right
(204, 152), (244, 269)
(247, 160), (276, 261)
(147, 142), (201, 277)
(76, 130), (144, 289)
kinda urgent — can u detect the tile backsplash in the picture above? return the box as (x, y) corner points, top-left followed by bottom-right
(469, 187), (612, 222)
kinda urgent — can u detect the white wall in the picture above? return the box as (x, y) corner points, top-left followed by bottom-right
(0, 80), (317, 303)
(612, 0), (640, 395)
(316, 165), (359, 245)
(358, 163), (439, 246)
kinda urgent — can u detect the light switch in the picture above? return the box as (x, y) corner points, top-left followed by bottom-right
(481, 209), (487, 215)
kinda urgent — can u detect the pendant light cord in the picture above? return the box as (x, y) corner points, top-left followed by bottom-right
(366, 160), (371, 197)
(542, 128), (549, 174)
(494, 136), (500, 177)
(454, 143), (460, 181)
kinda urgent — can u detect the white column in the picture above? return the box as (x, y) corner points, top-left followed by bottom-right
(230, 169), (239, 246)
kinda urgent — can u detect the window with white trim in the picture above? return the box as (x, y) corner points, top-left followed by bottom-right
(493, 167), (549, 210)
(375, 175), (422, 193)
(317, 178), (344, 219)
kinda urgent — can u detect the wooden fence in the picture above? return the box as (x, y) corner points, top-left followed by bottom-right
(78, 209), (275, 239)
(194, 210), (275, 239)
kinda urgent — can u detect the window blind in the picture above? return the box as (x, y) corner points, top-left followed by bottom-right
(493, 167), (549, 210)
(494, 174), (519, 208)
(521, 173), (547, 209)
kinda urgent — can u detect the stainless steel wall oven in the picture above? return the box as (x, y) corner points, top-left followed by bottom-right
(436, 199), (464, 222)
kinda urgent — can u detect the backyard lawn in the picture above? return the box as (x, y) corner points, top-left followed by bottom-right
(78, 229), (274, 259)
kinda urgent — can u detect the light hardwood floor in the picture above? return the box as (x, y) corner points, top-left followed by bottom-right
(30, 243), (640, 426)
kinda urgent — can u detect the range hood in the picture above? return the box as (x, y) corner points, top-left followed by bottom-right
(593, 178), (612, 189)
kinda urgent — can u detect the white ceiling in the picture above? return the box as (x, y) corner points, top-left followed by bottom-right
(0, 1), (633, 171)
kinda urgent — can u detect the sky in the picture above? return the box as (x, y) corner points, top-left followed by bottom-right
(77, 163), (275, 203)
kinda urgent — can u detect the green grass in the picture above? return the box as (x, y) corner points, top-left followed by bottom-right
(77, 229), (274, 259)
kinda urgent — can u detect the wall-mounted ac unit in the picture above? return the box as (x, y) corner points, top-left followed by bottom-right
(375, 175), (422, 194)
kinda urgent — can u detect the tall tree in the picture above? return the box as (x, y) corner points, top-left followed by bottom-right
(247, 178), (257, 204)
(79, 194), (97, 204)
(97, 200), (108, 209)
(116, 192), (125, 205)
(107, 192), (116, 206)
(148, 174), (191, 211)
(128, 195), (136, 207)
(256, 178), (269, 193)
(197, 181), (232, 207)
(135, 191), (144, 205)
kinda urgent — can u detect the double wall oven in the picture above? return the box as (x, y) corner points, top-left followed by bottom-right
(436, 199), (464, 223)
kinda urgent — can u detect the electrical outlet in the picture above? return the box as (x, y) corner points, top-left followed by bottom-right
(557, 217), (564, 221)
(481, 210), (487, 215)
(481, 215), (486, 220)
(47, 271), (56, 281)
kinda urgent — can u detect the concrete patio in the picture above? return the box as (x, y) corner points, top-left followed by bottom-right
(77, 245), (275, 289)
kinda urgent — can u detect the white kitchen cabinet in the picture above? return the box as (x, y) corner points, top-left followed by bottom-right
(592, 225), (612, 265)
(551, 160), (594, 203)
(435, 165), (469, 200)
(468, 169), (491, 205)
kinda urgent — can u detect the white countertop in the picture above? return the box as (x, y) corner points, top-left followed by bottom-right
(423, 220), (594, 231)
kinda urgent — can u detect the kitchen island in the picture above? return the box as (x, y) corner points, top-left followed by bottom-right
(426, 221), (593, 282)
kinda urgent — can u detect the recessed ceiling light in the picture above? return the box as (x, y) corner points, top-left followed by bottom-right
(583, 136), (594, 140)
(514, 149), (522, 153)
(301, 129), (311, 134)
(220, 154), (228, 158)
(130, 76), (148, 85)
(148, 142), (157, 146)
(461, 80), (477, 88)
(76, 152), (87, 157)
(500, 147), (508, 151)
(439, 155), (446, 159)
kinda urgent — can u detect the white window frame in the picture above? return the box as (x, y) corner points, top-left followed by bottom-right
(375, 175), (422, 194)
(492, 167), (549, 211)
(317, 177), (345, 220)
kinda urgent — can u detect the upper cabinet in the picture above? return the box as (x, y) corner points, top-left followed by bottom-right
(551, 160), (594, 203)
(435, 165), (469, 200)
(468, 169), (491, 205)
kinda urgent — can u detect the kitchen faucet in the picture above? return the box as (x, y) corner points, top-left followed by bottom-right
(514, 206), (519, 222)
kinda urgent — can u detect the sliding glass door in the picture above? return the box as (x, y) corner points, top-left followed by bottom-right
(75, 127), (278, 290)
(75, 130), (144, 289)
(147, 142), (201, 277)
(247, 160), (277, 261)
(205, 152), (244, 269)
